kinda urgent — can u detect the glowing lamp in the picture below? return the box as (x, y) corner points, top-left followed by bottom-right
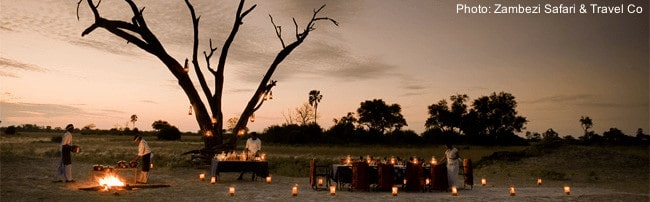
(425, 178), (430, 185)
(266, 176), (272, 184)
(318, 177), (323, 186)
(403, 179), (407, 185)
(431, 156), (437, 165)
(345, 155), (351, 165)
(210, 176), (216, 184)
(329, 185), (336, 195)
(564, 185), (570, 195)
(250, 114), (255, 122)
(392, 186), (398, 196)
(451, 186), (458, 196)
(150, 163), (154, 169)
(292, 184), (298, 196)
(390, 156), (396, 165)
(260, 153), (266, 161)
(537, 178), (542, 185)
(237, 129), (245, 136)
(510, 186), (516, 196)
(211, 117), (218, 124)
(199, 173), (205, 181)
(269, 91), (273, 99)
(205, 130), (213, 137)
(229, 186), (235, 196)
(481, 178), (487, 186)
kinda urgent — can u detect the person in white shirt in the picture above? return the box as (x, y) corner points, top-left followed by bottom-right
(53, 124), (75, 182)
(237, 132), (261, 180)
(443, 143), (461, 190)
(132, 135), (152, 184)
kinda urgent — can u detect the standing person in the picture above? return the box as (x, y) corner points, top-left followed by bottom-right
(443, 143), (460, 190)
(53, 124), (75, 183)
(131, 135), (152, 184)
(237, 132), (261, 180)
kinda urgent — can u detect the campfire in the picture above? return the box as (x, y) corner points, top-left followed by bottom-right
(80, 164), (170, 192)
(97, 173), (126, 192)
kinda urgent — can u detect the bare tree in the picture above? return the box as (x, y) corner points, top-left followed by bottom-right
(295, 102), (315, 125)
(78, 0), (338, 153)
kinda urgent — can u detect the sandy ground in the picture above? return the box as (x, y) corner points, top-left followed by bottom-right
(2, 156), (648, 202)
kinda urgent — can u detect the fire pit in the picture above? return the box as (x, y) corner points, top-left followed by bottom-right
(80, 165), (170, 192)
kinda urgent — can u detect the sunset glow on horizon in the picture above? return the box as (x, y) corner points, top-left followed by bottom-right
(1, 0), (647, 137)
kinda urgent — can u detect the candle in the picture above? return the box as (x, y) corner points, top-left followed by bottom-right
(260, 153), (266, 161)
(346, 155), (351, 165)
(481, 178), (487, 186)
(292, 184), (298, 196)
(150, 163), (154, 169)
(510, 186), (516, 196)
(390, 157), (396, 165)
(266, 176), (272, 184)
(210, 176), (216, 184)
(199, 173), (205, 181)
(403, 179), (407, 185)
(564, 185), (571, 195)
(425, 178), (430, 185)
(431, 156), (437, 165)
(329, 185), (336, 196)
(392, 186), (398, 196)
(318, 177), (323, 186)
(537, 178), (542, 185)
(451, 186), (458, 196)
(229, 186), (235, 196)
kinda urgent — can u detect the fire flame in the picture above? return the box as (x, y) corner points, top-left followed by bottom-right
(98, 173), (125, 191)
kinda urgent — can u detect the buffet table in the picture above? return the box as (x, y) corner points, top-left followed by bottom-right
(210, 159), (269, 182)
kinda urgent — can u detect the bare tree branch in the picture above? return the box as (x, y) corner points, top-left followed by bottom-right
(269, 15), (285, 48)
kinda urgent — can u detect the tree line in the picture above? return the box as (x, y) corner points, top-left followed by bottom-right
(3, 91), (648, 146)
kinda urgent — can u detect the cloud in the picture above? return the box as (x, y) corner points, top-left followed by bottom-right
(0, 102), (83, 118)
(0, 57), (48, 78)
(522, 94), (595, 105)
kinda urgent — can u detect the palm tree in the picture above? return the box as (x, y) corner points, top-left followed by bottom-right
(131, 114), (138, 129)
(579, 116), (593, 136)
(308, 90), (323, 124)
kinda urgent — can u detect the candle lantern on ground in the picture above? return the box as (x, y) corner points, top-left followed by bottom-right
(318, 177), (324, 186)
(210, 176), (216, 184)
(451, 186), (458, 196)
(266, 176), (272, 184)
(329, 185), (336, 195)
(292, 184), (298, 196)
(481, 178), (487, 186)
(199, 173), (205, 181)
(392, 186), (398, 196)
(509, 186), (516, 196)
(229, 186), (235, 196)
(537, 178), (542, 185)
(564, 185), (571, 195)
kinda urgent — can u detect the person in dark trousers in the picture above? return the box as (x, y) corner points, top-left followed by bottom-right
(237, 132), (261, 180)
(53, 124), (75, 182)
(132, 135), (152, 184)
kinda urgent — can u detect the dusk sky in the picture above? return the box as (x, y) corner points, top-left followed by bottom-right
(1, 0), (648, 137)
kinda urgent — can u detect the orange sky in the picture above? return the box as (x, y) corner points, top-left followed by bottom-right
(1, 0), (648, 136)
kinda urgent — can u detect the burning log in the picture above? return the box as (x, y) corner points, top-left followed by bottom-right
(79, 184), (171, 191)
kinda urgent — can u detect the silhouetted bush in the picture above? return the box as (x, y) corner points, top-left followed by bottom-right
(4, 126), (17, 135)
(157, 126), (181, 141)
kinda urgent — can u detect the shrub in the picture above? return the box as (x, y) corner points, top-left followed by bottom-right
(157, 126), (181, 140)
(4, 126), (17, 135)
